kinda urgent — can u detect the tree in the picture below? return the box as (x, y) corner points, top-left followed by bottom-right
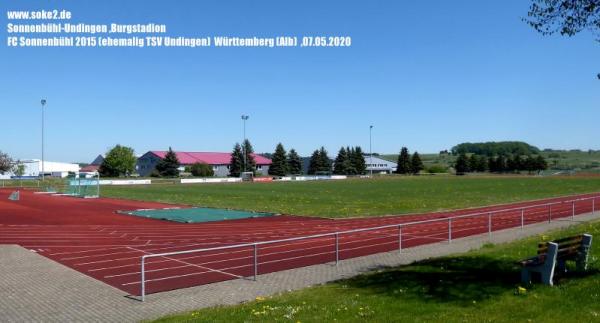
(496, 155), (508, 173)
(351, 146), (367, 175)
(535, 155), (548, 173)
(155, 147), (180, 177)
(488, 156), (498, 173)
(190, 163), (214, 177)
(469, 154), (480, 172)
(0, 150), (13, 174)
(13, 162), (25, 177)
(333, 147), (350, 175)
(411, 152), (424, 174)
(526, 1), (600, 39)
(395, 147), (411, 174)
(525, 0), (600, 78)
(229, 143), (244, 177)
(318, 146), (332, 174)
(455, 153), (470, 175)
(242, 139), (256, 172)
(308, 149), (320, 175)
(99, 145), (136, 177)
(308, 147), (331, 175)
(268, 143), (288, 176)
(287, 149), (303, 175)
(507, 155), (523, 173)
(472, 155), (488, 172)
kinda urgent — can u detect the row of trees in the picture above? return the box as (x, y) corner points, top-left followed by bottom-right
(98, 145), (183, 178)
(455, 153), (548, 175)
(333, 146), (366, 175)
(268, 143), (303, 176)
(451, 141), (540, 156)
(395, 147), (424, 174)
(95, 141), (550, 179)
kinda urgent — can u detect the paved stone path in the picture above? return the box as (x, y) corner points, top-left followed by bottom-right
(2, 211), (599, 322)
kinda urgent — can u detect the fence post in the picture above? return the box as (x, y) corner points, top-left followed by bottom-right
(141, 256), (146, 302)
(253, 244), (258, 281)
(448, 218), (452, 243)
(398, 225), (402, 253)
(521, 209), (524, 229)
(335, 233), (339, 265)
(594, 198), (596, 214)
(488, 212), (492, 238)
(548, 204), (552, 223)
(572, 201), (575, 220)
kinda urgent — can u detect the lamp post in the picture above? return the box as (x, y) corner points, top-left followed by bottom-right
(241, 115), (249, 173)
(40, 99), (46, 180)
(369, 125), (373, 177)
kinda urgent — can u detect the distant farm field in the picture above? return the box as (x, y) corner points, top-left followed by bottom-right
(100, 176), (600, 218)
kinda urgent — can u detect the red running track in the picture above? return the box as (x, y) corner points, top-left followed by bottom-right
(0, 188), (598, 297)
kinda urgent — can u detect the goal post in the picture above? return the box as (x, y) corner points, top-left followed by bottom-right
(63, 172), (100, 198)
(241, 171), (254, 182)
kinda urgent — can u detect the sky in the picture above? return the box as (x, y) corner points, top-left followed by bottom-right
(1, 0), (599, 163)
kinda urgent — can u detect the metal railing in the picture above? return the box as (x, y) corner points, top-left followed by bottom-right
(139, 194), (599, 300)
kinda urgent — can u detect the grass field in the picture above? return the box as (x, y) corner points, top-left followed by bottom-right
(152, 219), (600, 323)
(101, 176), (600, 218)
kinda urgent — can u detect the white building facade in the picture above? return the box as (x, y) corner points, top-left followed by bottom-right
(365, 155), (397, 174)
(15, 159), (80, 178)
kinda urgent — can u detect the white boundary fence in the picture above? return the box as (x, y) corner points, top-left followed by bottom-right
(181, 178), (242, 184)
(139, 194), (599, 301)
(99, 179), (151, 185)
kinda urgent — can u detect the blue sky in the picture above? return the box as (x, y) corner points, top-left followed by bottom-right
(1, 0), (599, 163)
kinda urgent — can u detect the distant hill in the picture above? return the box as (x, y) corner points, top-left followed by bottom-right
(451, 141), (540, 156)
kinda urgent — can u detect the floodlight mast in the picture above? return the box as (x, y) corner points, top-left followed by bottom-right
(369, 125), (373, 177)
(241, 115), (249, 174)
(40, 99), (46, 180)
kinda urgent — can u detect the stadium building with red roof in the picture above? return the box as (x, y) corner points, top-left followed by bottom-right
(136, 151), (272, 177)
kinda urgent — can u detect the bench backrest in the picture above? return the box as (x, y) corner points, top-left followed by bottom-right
(537, 234), (592, 260)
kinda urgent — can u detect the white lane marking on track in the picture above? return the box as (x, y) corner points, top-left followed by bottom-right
(109, 233), (413, 278)
(126, 246), (243, 280)
(74, 214), (536, 269)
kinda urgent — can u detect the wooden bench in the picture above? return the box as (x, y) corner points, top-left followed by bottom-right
(519, 234), (593, 286)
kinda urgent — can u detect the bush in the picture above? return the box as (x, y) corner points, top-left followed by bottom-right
(190, 163), (214, 177)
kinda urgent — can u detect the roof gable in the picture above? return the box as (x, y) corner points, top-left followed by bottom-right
(149, 151), (272, 165)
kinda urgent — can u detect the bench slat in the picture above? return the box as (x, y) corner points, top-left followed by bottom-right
(537, 235), (582, 248)
(538, 241), (584, 254)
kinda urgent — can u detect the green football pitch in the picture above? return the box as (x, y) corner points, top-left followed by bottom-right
(100, 175), (600, 218)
